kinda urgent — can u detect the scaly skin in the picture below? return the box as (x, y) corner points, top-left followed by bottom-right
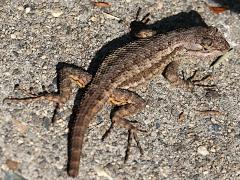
(67, 26), (230, 177)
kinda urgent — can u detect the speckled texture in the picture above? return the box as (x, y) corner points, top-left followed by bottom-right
(1, 0), (240, 179)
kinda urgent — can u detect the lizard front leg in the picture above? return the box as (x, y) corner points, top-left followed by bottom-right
(163, 61), (215, 91)
(103, 89), (146, 162)
(4, 66), (92, 123)
(162, 61), (194, 91)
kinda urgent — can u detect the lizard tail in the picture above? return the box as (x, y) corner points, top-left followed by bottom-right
(67, 89), (109, 177)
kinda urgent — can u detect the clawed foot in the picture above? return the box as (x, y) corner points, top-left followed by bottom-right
(3, 87), (65, 124)
(130, 7), (157, 38)
(181, 70), (216, 91)
(102, 118), (146, 162)
(124, 129), (144, 163)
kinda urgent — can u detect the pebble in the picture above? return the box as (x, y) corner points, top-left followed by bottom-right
(10, 34), (16, 39)
(94, 166), (113, 180)
(10, 32), (22, 39)
(160, 166), (170, 177)
(40, 55), (47, 60)
(51, 9), (64, 17)
(25, 7), (31, 14)
(6, 159), (19, 170)
(209, 123), (221, 133)
(197, 146), (210, 156)
(203, 171), (209, 175)
(17, 6), (24, 11)
(90, 16), (98, 22)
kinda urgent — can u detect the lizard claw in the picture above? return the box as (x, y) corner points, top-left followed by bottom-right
(101, 122), (114, 141)
(3, 91), (63, 124)
(124, 129), (144, 163)
(101, 118), (146, 162)
(135, 7), (151, 24)
(191, 74), (216, 88)
(182, 71), (216, 91)
(102, 119), (146, 141)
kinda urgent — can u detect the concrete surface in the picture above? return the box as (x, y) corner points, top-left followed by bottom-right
(0, 0), (240, 179)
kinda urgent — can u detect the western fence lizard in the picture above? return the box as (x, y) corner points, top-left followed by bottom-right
(4, 12), (230, 177)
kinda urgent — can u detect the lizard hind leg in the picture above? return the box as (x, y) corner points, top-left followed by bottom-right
(102, 89), (146, 161)
(4, 66), (92, 123)
(130, 7), (156, 38)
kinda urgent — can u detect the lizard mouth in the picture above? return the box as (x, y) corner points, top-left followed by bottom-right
(187, 49), (226, 57)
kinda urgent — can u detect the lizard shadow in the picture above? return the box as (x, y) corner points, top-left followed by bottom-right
(66, 10), (208, 171)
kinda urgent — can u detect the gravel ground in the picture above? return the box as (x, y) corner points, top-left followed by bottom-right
(1, 0), (240, 179)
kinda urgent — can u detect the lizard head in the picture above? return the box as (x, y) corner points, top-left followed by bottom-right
(185, 26), (230, 57)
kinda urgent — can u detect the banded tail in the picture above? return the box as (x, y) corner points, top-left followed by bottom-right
(67, 88), (109, 177)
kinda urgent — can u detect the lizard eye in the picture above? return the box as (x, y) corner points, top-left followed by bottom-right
(201, 37), (213, 47)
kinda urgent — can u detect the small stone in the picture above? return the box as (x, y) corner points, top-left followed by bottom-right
(203, 171), (209, 175)
(10, 32), (22, 39)
(17, 6), (24, 11)
(155, 121), (160, 129)
(160, 166), (170, 177)
(10, 34), (16, 39)
(17, 139), (24, 144)
(51, 9), (63, 17)
(42, 62), (48, 70)
(40, 55), (47, 60)
(209, 123), (221, 132)
(6, 159), (19, 170)
(94, 166), (113, 179)
(210, 147), (216, 152)
(25, 7), (31, 14)
(90, 16), (98, 22)
(197, 146), (209, 156)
